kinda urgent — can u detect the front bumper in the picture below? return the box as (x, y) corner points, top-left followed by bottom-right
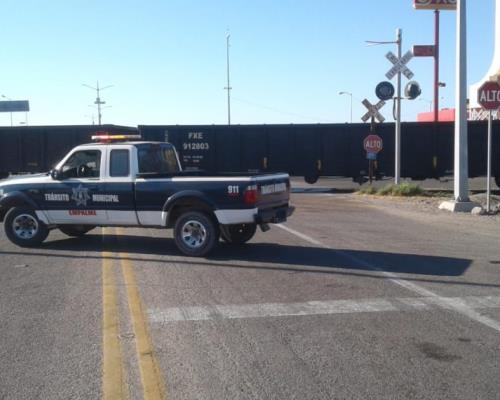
(255, 205), (295, 224)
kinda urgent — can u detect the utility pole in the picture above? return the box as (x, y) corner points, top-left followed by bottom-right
(82, 81), (113, 125)
(224, 33), (232, 125)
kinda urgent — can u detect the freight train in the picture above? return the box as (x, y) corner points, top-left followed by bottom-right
(0, 122), (499, 187)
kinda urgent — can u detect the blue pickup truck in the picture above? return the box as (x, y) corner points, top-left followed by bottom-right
(0, 134), (294, 256)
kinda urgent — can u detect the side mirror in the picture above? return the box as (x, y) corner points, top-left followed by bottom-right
(50, 169), (62, 180)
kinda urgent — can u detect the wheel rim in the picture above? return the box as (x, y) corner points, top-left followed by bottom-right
(13, 214), (39, 240)
(181, 220), (207, 249)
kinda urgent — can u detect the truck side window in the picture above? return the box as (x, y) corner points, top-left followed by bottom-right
(138, 145), (180, 174)
(61, 150), (101, 178)
(110, 149), (130, 177)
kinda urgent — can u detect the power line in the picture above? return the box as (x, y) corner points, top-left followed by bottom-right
(232, 96), (333, 123)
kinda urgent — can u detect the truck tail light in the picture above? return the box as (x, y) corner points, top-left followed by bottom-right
(244, 185), (259, 205)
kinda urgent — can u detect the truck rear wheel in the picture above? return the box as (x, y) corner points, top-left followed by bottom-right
(58, 225), (95, 237)
(174, 211), (219, 257)
(4, 207), (49, 247)
(220, 223), (257, 244)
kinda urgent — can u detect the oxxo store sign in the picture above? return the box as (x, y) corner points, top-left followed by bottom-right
(413, 0), (457, 10)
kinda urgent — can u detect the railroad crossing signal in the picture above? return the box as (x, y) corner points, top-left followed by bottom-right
(361, 99), (386, 123)
(385, 51), (414, 80)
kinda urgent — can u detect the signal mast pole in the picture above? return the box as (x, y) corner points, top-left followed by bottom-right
(395, 28), (402, 185)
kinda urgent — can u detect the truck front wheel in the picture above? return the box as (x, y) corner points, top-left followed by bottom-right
(220, 223), (257, 244)
(174, 211), (219, 257)
(4, 207), (49, 247)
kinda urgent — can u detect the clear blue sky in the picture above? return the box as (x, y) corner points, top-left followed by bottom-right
(0, 0), (495, 126)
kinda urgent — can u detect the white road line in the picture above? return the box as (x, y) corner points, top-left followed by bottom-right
(148, 295), (500, 323)
(276, 224), (500, 333)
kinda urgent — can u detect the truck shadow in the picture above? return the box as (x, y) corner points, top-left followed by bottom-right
(38, 233), (472, 277)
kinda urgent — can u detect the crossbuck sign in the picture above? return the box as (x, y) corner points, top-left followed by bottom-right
(385, 51), (414, 80)
(361, 99), (386, 123)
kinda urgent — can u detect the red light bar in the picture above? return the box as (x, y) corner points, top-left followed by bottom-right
(91, 133), (142, 142)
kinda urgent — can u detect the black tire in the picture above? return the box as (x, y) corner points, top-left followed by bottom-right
(173, 211), (219, 257)
(58, 225), (95, 237)
(4, 207), (49, 247)
(220, 223), (257, 244)
(304, 174), (319, 184)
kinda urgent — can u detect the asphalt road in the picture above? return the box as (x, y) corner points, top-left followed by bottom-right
(0, 193), (499, 399)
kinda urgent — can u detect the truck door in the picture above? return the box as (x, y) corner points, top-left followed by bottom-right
(104, 147), (137, 225)
(43, 148), (108, 225)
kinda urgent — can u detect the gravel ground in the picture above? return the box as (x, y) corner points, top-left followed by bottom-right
(354, 192), (500, 218)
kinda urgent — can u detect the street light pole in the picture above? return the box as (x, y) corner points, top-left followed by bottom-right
(419, 98), (433, 112)
(82, 81), (113, 126)
(339, 91), (353, 123)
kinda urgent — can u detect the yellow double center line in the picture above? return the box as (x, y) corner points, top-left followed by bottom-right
(102, 251), (126, 399)
(102, 229), (167, 400)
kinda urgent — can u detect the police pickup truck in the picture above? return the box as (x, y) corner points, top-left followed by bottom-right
(0, 134), (294, 256)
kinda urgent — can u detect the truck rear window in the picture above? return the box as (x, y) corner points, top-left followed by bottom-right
(137, 145), (180, 174)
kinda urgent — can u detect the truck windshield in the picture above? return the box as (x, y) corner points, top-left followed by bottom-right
(137, 144), (180, 174)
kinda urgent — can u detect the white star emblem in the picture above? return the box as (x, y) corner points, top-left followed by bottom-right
(71, 184), (90, 207)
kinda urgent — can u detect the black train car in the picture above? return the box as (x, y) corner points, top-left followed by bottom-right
(139, 121), (500, 187)
(2, 122), (499, 187)
(0, 124), (138, 178)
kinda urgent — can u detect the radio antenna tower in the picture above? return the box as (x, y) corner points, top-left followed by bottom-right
(82, 81), (113, 125)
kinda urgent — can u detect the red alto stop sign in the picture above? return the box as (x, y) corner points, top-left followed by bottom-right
(364, 134), (383, 153)
(478, 81), (500, 110)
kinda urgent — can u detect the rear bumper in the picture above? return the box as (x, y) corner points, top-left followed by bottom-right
(215, 205), (294, 225)
(255, 205), (295, 224)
